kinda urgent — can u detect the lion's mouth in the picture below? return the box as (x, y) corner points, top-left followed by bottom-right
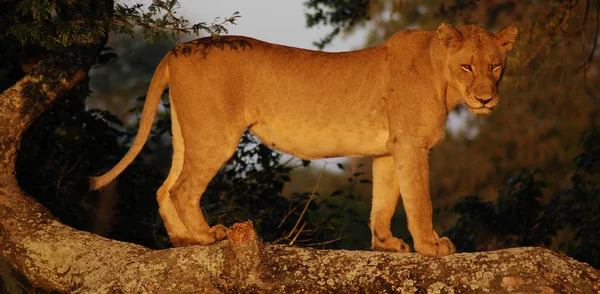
(465, 97), (497, 115)
(466, 105), (493, 115)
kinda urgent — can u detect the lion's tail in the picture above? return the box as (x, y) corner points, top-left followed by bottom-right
(89, 57), (169, 191)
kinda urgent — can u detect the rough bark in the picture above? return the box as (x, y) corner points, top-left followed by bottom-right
(0, 43), (100, 291)
(1, 210), (600, 294)
(0, 20), (108, 290)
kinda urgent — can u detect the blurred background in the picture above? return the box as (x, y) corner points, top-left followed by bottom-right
(1, 0), (599, 291)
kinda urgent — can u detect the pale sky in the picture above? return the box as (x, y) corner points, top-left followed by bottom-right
(131, 0), (368, 51)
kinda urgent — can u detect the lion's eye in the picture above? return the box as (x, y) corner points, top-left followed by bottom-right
(461, 64), (472, 72)
(491, 64), (501, 71)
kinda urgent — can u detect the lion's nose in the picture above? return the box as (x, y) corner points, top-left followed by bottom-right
(475, 96), (493, 105)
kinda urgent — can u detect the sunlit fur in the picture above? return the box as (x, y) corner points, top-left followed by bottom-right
(89, 24), (517, 257)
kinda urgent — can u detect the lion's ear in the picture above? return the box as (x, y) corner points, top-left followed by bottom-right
(495, 26), (518, 54)
(437, 23), (463, 50)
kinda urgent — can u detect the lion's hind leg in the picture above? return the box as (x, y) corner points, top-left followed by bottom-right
(169, 122), (244, 246)
(157, 161), (194, 247)
(158, 172), (194, 246)
(156, 100), (196, 247)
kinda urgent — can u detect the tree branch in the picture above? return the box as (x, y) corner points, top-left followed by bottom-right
(0, 45), (99, 174)
(1, 203), (599, 293)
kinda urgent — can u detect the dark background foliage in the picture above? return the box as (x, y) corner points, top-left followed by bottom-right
(446, 129), (600, 267)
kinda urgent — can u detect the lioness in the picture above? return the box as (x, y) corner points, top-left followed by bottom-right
(89, 24), (517, 257)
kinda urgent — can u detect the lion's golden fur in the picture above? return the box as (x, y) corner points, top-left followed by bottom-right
(90, 24), (517, 257)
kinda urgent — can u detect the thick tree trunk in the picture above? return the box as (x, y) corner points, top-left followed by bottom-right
(0, 44), (101, 291)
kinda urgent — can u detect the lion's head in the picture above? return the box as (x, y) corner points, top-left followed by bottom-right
(438, 24), (518, 115)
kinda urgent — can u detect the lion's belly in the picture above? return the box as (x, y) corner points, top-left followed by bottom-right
(249, 122), (390, 160)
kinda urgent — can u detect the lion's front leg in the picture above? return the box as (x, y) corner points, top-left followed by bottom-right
(389, 137), (455, 257)
(370, 156), (410, 253)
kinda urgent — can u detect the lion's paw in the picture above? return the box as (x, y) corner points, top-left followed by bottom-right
(415, 236), (456, 257)
(372, 236), (411, 253)
(193, 225), (229, 245)
(170, 225), (228, 247)
(210, 224), (228, 241)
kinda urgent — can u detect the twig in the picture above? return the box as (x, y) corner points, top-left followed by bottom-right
(214, 14), (240, 29)
(523, 41), (547, 67)
(280, 157), (295, 167)
(55, 159), (69, 200)
(305, 236), (347, 247)
(270, 163), (327, 245)
(289, 222), (307, 245)
(277, 205), (298, 230)
(289, 238), (313, 243)
(154, 0), (179, 21)
(582, 0), (600, 72)
(112, 18), (188, 33)
(286, 163), (327, 240)
(525, 2), (574, 67)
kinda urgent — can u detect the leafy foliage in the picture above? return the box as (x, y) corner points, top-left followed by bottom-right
(446, 129), (600, 268)
(304, 0), (371, 49)
(1, 0), (111, 49)
(113, 2), (240, 43)
(555, 129), (600, 267)
(445, 169), (549, 252)
(1, 0), (240, 50)
(299, 164), (372, 249)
